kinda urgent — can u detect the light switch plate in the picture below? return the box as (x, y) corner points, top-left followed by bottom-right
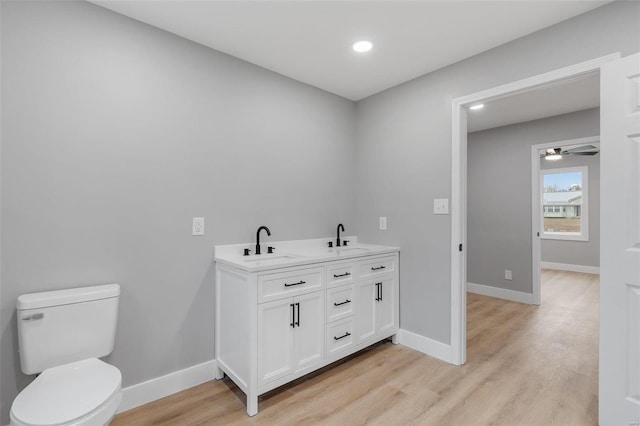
(192, 217), (205, 236)
(434, 199), (449, 215)
(379, 216), (387, 230)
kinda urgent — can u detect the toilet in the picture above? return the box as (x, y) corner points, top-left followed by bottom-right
(10, 284), (122, 426)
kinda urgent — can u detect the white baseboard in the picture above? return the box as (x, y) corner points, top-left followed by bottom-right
(466, 282), (534, 304)
(118, 359), (217, 413)
(397, 329), (453, 364)
(541, 261), (600, 274)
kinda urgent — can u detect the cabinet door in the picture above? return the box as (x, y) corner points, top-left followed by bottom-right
(356, 281), (377, 344)
(377, 276), (396, 336)
(293, 291), (325, 375)
(258, 298), (295, 386)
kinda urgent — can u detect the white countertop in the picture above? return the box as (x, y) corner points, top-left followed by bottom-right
(214, 236), (399, 272)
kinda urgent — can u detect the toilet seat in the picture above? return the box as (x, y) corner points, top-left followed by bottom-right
(11, 358), (122, 426)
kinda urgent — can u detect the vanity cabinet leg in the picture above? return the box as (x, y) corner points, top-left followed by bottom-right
(247, 393), (258, 416)
(391, 334), (399, 345)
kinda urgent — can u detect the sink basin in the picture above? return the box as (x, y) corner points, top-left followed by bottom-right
(242, 254), (299, 263)
(333, 247), (370, 254)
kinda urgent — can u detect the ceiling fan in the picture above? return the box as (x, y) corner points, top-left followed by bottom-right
(541, 144), (599, 161)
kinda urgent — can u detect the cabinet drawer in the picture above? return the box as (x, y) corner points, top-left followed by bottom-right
(326, 285), (356, 322)
(326, 262), (356, 288)
(359, 256), (396, 278)
(258, 268), (323, 303)
(326, 317), (355, 358)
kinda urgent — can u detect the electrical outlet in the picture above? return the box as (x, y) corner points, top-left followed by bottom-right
(505, 269), (512, 280)
(379, 216), (387, 230)
(192, 217), (204, 236)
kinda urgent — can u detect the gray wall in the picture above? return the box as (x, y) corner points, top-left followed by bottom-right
(541, 145), (600, 268)
(467, 109), (600, 294)
(0, 1), (355, 420)
(354, 1), (639, 343)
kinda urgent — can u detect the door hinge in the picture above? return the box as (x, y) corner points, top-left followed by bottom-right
(537, 232), (540, 237)
(459, 243), (463, 252)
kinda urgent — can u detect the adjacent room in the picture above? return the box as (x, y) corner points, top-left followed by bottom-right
(1, 1), (639, 425)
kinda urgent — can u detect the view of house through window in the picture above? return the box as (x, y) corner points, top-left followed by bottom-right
(541, 166), (588, 241)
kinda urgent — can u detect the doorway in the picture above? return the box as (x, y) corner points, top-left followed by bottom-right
(449, 53), (618, 366)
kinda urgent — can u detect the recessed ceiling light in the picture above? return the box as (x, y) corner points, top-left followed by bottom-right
(469, 104), (484, 110)
(352, 40), (373, 53)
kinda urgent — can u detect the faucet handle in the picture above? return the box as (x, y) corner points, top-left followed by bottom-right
(267, 246), (275, 254)
(343, 240), (349, 246)
(243, 248), (251, 256)
(328, 241), (333, 248)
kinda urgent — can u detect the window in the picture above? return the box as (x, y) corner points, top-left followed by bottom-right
(541, 166), (588, 241)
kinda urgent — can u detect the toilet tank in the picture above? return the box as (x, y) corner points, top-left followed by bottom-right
(16, 283), (120, 375)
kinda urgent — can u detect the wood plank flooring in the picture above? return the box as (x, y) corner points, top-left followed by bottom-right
(112, 269), (599, 425)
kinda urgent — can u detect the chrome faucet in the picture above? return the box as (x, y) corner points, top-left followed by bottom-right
(336, 223), (345, 247)
(255, 226), (271, 255)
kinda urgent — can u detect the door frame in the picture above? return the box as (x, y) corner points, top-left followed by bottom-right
(450, 53), (619, 365)
(531, 136), (600, 306)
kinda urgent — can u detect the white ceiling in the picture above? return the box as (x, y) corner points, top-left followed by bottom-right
(89, 0), (611, 101)
(467, 72), (600, 132)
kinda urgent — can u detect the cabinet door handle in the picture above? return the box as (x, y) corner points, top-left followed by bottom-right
(290, 303), (295, 328)
(375, 282), (382, 301)
(334, 332), (351, 341)
(284, 280), (306, 287)
(379, 282), (383, 301)
(295, 302), (300, 327)
(371, 265), (386, 271)
(334, 299), (351, 306)
(333, 272), (351, 278)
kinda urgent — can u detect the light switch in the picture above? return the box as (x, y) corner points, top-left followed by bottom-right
(434, 199), (449, 215)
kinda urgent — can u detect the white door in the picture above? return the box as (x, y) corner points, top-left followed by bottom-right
(293, 291), (325, 374)
(257, 298), (294, 386)
(600, 52), (640, 425)
(377, 277), (396, 336)
(356, 281), (377, 344)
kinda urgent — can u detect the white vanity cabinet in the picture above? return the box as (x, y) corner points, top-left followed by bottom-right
(215, 241), (399, 416)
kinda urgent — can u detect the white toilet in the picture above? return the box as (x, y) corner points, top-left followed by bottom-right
(10, 284), (123, 426)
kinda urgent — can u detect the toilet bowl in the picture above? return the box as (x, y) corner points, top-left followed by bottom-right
(10, 358), (122, 426)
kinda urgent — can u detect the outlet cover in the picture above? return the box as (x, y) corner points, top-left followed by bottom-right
(192, 217), (205, 236)
(379, 216), (387, 230)
(505, 269), (513, 280)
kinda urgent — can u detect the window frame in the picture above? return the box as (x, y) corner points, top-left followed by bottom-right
(540, 165), (589, 241)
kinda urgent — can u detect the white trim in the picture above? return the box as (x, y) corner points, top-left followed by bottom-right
(531, 136), (599, 306)
(451, 53), (620, 367)
(541, 261), (600, 274)
(118, 360), (217, 413)
(467, 282), (534, 304)
(397, 329), (453, 364)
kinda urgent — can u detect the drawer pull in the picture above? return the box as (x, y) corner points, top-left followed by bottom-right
(334, 299), (351, 306)
(371, 265), (386, 271)
(334, 332), (351, 341)
(284, 280), (306, 287)
(333, 272), (351, 278)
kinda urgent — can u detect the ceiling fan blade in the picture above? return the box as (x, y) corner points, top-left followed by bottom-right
(569, 151), (599, 155)
(565, 144), (598, 153)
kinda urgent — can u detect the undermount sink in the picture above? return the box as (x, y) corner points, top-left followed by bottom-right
(242, 254), (298, 263)
(333, 247), (370, 254)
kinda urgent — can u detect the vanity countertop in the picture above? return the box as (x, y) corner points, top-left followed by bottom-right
(214, 237), (399, 272)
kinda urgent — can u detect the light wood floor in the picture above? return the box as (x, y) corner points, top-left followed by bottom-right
(113, 269), (599, 425)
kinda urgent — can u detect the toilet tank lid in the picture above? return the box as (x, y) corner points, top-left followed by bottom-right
(17, 284), (120, 310)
